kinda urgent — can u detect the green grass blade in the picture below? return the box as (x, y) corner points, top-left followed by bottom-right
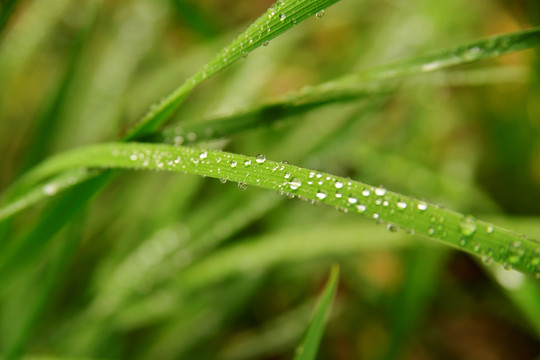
(337, 27), (540, 82)
(124, 0), (342, 140)
(3, 142), (539, 277)
(294, 265), (339, 360)
(150, 66), (528, 146)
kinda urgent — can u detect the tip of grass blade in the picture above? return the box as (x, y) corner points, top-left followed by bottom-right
(294, 264), (339, 360)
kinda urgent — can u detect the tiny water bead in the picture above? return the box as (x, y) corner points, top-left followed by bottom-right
(315, 10), (325, 19)
(230, 160), (238, 168)
(356, 204), (367, 213)
(289, 178), (302, 190)
(362, 189), (371, 197)
(43, 183), (58, 196)
(238, 182), (247, 191)
(316, 191), (327, 200)
(396, 201), (407, 210)
(459, 216), (477, 237)
(279, 13), (287, 21)
(347, 197), (358, 204)
(199, 151), (208, 160)
(416, 201), (428, 211)
(334, 181), (344, 189)
(375, 186), (386, 196)
(255, 154), (266, 164)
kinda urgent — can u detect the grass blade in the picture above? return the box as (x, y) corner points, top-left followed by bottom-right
(3, 142), (539, 278)
(294, 265), (339, 360)
(125, 0), (342, 139)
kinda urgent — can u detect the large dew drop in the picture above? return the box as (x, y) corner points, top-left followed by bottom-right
(459, 216), (477, 237)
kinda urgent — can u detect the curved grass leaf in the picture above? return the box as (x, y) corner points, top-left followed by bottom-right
(149, 66), (529, 146)
(294, 265), (339, 360)
(3, 142), (540, 278)
(335, 27), (540, 83)
(125, 0), (342, 140)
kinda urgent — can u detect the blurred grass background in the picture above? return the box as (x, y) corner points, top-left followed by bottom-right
(1, 0), (540, 359)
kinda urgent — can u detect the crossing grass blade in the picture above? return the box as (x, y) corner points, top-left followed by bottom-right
(124, 0), (342, 140)
(294, 265), (339, 360)
(2, 142), (539, 278)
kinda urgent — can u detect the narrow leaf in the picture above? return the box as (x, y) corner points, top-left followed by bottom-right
(294, 265), (339, 360)
(3, 142), (539, 278)
(125, 0), (342, 139)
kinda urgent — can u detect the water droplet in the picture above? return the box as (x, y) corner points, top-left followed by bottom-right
(375, 186), (386, 196)
(279, 13), (287, 21)
(428, 227), (435, 235)
(362, 189), (371, 197)
(396, 201), (407, 210)
(486, 224), (494, 234)
(256, 154), (266, 164)
(335, 181), (344, 189)
(219, 178), (227, 184)
(284, 172), (291, 179)
(316, 191), (327, 200)
(460, 216), (477, 237)
(199, 151), (208, 160)
(289, 178), (302, 190)
(416, 201), (428, 211)
(315, 10), (325, 19)
(43, 183), (58, 196)
(348, 197), (357, 204)
(387, 223), (399, 232)
(230, 160), (238, 168)
(373, 213), (380, 219)
(508, 241), (525, 264)
(241, 51), (248, 58)
(482, 256), (494, 265)
(244, 159), (252, 166)
(238, 182), (247, 191)
(129, 154), (138, 161)
(335, 193), (342, 199)
(356, 204), (367, 213)
(262, 40), (269, 46)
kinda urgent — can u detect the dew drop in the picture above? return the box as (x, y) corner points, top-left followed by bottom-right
(284, 172), (291, 179)
(416, 201), (428, 211)
(219, 178), (227, 184)
(334, 181), (344, 189)
(230, 160), (238, 168)
(255, 154), (266, 164)
(262, 40), (269, 46)
(396, 201), (407, 210)
(460, 216), (477, 237)
(373, 213), (380, 220)
(279, 13), (287, 21)
(289, 178), (302, 190)
(238, 182), (247, 191)
(315, 10), (325, 19)
(244, 159), (252, 166)
(486, 224), (494, 234)
(199, 151), (208, 160)
(387, 223), (399, 232)
(375, 186), (386, 196)
(356, 204), (367, 213)
(347, 197), (357, 204)
(362, 189), (371, 197)
(316, 191), (327, 200)
(129, 154), (138, 161)
(43, 183), (58, 196)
